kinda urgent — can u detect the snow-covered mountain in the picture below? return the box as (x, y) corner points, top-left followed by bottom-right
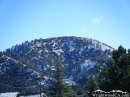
(0, 36), (114, 93)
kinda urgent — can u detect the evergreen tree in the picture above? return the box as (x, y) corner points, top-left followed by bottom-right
(49, 59), (76, 97)
(98, 45), (130, 92)
(86, 78), (98, 97)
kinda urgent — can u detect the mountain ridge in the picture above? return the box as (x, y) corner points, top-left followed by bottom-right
(0, 36), (114, 93)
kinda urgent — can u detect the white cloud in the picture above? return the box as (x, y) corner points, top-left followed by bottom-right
(100, 15), (104, 19)
(90, 15), (104, 24)
(93, 19), (100, 23)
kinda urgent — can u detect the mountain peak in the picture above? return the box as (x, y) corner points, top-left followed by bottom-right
(0, 36), (114, 93)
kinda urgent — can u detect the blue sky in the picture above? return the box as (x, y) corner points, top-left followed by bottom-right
(0, 0), (130, 51)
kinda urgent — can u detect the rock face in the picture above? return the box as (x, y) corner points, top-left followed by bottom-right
(0, 36), (114, 93)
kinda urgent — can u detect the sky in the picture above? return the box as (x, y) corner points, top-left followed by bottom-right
(0, 0), (130, 51)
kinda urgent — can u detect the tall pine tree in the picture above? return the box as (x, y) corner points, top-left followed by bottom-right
(49, 59), (76, 97)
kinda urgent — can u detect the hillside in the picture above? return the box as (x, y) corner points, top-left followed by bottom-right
(0, 36), (114, 93)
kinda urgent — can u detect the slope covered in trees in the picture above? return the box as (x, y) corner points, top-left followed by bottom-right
(0, 36), (115, 96)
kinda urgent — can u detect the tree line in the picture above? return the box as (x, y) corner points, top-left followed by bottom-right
(87, 45), (130, 97)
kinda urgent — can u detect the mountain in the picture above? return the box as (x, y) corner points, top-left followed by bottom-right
(0, 36), (114, 94)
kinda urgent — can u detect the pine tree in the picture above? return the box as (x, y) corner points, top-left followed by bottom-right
(86, 78), (98, 97)
(98, 45), (130, 92)
(49, 59), (76, 97)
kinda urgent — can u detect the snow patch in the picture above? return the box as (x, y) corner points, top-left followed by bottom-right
(64, 79), (76, 85)
(53, 49), (63, 55)
(81, 60), (95, 73)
